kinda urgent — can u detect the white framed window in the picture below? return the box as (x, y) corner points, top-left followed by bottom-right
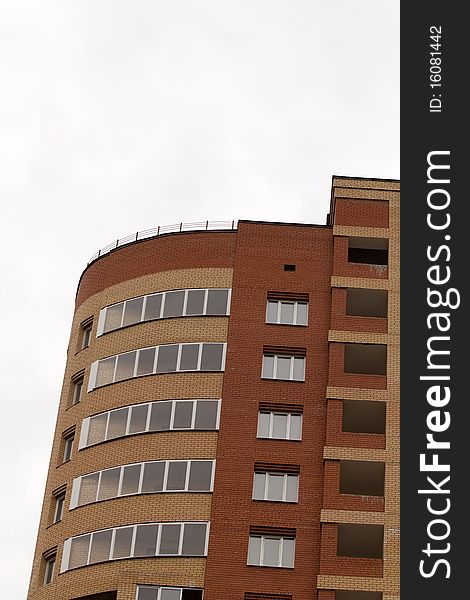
(261, 354), (305, 381)
(81, 324), (92, 349)
(266, 300), (308, 326)
(257, 411), (302, 441)
(53, 492), (66, 523)
(70, 459), (215, 509)
(79, 399), (220, 449)
(62, 432), (74, 462)
(60, 522), (210, 572)
(136, 586), (203, 600)
(43, 553), (56, 585)
(88, 343), (226, 390)
(71, 376), (83, 405)
(247, 535), (295, 568)
(97, 288), (231, 335)
(252, 472), (298, 503)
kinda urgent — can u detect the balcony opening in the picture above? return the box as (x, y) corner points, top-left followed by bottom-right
(344, 343), (387, 375)
(337, 524), (384, 559)
(73, 593), (117, 600)
(336, 592), (382, 600)
(346, 289), (388, 318)
(348, 237), (388, 265)
(342, 400), (386, 434)
(340, 460), (385, 496)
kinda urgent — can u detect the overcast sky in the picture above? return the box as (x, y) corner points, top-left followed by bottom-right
(0, 2), (398, 598)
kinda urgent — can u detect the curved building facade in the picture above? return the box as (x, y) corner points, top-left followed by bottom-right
(28, 177), (400, 600)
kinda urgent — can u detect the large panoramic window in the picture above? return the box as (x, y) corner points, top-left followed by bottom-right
(88, 343), (226, 390)
(137, 587), (203, 600)
(61, 522), (209, 572)
(70, 459), (214, 508)
(78, 399), (220, 449)
(97, 288), (231, 335)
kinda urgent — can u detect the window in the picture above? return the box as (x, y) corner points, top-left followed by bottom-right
(247, 535), (295, 568)
(137, 587), (203, 600)
(262, 353), (305, 381)
(81, 325), (92, 349)
(252, 472), (298, 502)
(88, 343), (226, 390)
(71, 373), (84, 406)
(53, 491), (66, 523)
(79, 399), (220, 449)
(97, 288), (231, 335)
(61, 522), (209, 571)
(266, 299), (308, 326)
(43, 552), (56, 585)
(62, 430), (75, 463)
(283, 264), (296, 271)
(257, 411), (302, 441)
(70, 460), (214, 508)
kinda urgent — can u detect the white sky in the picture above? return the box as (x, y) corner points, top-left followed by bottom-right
(0, 2), (398, 598)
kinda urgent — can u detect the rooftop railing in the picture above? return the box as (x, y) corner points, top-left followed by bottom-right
(87, 220), (238, 265)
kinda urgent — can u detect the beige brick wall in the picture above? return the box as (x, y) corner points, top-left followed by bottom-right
(28, 267), (232, 599)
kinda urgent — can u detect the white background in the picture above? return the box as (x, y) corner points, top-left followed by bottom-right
(0, 1), (399, 598)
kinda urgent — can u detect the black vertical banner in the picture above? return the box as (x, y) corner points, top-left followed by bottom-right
(401, 2), (467, 598)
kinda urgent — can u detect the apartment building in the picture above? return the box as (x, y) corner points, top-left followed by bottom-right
(28, 176), (400, 600)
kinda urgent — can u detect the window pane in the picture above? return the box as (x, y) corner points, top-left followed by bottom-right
(68, 534), (91, 569)
(95, 356), (116, 387)
(156, 345), (179, 373)
(194, 400), (218, 429)
(247, 536), (261, 565)
(181, 523), (206, 556)
(63, 437), (73, 462)
(296, 303), (308, 325)
(78, 473), (100, 506)
(106, 407), (129, 440)
(266, 301), (278, 323)
(272, 414), (288, 438)
(89, 530), (112, 564)
(263, 537), (280, 566)
(122, 297), (144, 326)
(173, 401), (193, 428)
(104, 303), (123, 332)
(292, 357), (305, 381)
(257, 412), (270, 437)
(181, 591), (203, 600)
(149, 402), (172, 431)
(112, 527), (133, 558)
(87, 413), (108, 446)
(180, 344), (199, 370)
(163, 291), (185, 317)
(134, 525), (159, 557)
(286, 475), (299, 502)
(200, 344), (223, 370)
(280, 302), (294, 324)
(136, 348), (156, 376)
(282, 538), (295, 568)
(289, 414), (302, 440)
(252, 472), (265, 500)
(128, 404), (149, 434)
(161, 589), (181, 600)
(166, 462), (187, 490)
(186, 289), (205, 315)
(120, 464), (141, 495)
(262, 355), (274, 378)
(276, 356), (291, 380)
(44, 557), (55, 584)
(188, 461), (212, 491)
(141, 462), (165, 493)
(144, 294), (162, 321)
(159, 524), (181, 555)
(97, 468), (121, 500)
(206, 289), (229, 315)
(115, 351), (136, 382)
(267, 474), (284, 501)
(137, 587), (159, 600)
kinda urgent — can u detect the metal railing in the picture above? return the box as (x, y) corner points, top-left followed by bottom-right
(87, 220), (238, 265)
